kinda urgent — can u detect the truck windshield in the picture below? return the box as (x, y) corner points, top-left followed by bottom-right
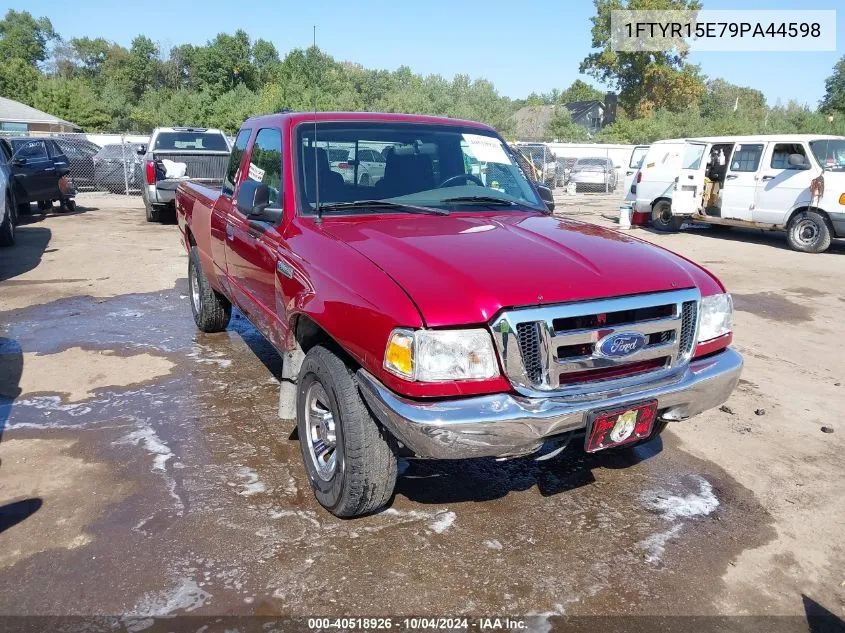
(809, 139), (845, 171)
(296, 122), (545, 214)
(154, 131), (229, 151)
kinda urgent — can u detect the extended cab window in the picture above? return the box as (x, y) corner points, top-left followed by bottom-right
(223, 128), (251, 197)
(250, 128), (283, 206)
(770, 143), (809, 170)
(730, 144), (764, 172)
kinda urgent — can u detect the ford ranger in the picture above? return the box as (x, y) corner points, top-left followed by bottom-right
(175, 112), (742, 518)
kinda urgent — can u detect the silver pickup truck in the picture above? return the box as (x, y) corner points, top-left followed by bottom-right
(139, 127), (231, 223)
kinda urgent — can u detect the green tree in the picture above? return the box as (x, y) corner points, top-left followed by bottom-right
(820, 56), (845, 115)
(0, 57), (41, 103)
(580, 0), (705, 116)
(0, 9), (56, 66)
(127, 36), (163, 100)
(194, 30), (255, 93)
(546, 106), (590, 141)
(32, 76), (111, 130)
(558, 79), (604, 103)
(700, 78), (766, 120)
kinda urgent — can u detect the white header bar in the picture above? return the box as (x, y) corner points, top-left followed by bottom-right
(611, 10), (836, 52)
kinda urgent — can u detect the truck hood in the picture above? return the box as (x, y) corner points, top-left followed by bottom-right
(323, 212), (702, 326)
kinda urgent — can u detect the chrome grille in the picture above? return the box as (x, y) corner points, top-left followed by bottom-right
(516, 323), (543, 384)
(680, 301), (698, 357)
(491, 289), (701, 395)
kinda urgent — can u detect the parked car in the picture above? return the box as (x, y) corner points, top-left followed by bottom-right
(569, 157), (618, 192)
(555, 156), (578, 187)
(175, 111), (741, 518)
(54, 137), (100, 191)
(630, 134), (845, 253)
(94, 143), (143, 194)
(3, 137), (76, 215)
(140, 127), (231, 223)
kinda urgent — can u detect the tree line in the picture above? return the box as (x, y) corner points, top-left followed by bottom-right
(1, 4), (845, 144)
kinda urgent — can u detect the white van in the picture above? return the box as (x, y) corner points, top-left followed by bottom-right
(623, 145), (649, 201)
(630, 135), (845, 253)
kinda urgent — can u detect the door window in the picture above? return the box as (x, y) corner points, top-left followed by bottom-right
(770, 143), (809, 170)
(223, 128), (251, 197)
(251, 128), (283, 206)
(681, 144), (706, 170)
(14, 140), (48, 161)
(629, 147), (647, 169)
(729, 144), (764, 172)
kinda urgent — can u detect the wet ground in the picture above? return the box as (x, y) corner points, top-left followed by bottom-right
(1, 194), (844, 625)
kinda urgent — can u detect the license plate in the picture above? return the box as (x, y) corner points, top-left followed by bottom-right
(584, 400), (658, 453)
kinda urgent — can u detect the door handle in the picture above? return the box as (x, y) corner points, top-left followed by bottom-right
(761, 175), (775, 181)
(725, 174), (738, 180)
(687, 174), (694, 179)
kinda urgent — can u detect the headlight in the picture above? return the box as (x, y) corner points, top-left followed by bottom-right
(384, 328), (499, 382)
(698, 293), (733, 342)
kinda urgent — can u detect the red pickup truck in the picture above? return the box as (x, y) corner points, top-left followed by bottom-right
(176, 112), (742, 518)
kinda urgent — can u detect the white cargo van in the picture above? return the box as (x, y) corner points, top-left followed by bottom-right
(630, 135), (845, 253)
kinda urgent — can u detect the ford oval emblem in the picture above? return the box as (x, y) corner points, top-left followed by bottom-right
(597, 332), (647, 358)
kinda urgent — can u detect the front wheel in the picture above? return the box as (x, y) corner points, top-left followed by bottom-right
(188, 246), (231, 332)
(786, 210), (831, 253)
(0, 199), (14, 247)
(651, 200), (683, 232)
(297, 345), (397, 517)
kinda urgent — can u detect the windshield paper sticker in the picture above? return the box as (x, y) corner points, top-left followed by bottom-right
(463, 134), (510, 164)
(248, 163), (265, 182)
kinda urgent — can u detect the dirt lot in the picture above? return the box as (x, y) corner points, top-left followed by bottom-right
(1, 192), (844, 625)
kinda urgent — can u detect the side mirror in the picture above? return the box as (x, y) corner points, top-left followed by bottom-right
(536, 183), (555, 212)
(136, 144), (147, 156)
(237, 180), (283, 223)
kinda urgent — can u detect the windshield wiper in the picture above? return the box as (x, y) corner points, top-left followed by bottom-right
(316, 200), (449, 216)
(441, 195), (519, 206)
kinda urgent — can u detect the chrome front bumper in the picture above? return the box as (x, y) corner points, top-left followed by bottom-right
(357, 348), (742, 460)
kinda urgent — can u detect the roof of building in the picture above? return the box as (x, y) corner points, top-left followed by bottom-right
(563, 100), (604, 120)
(511, 100), (607, 140)
(0, 96), (80, 129)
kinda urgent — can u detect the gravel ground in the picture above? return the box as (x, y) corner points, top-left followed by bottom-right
(0, 192), (843, 626)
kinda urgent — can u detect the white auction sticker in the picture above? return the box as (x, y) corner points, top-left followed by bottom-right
(248, 163), (265, 182)
(463, 134), (510, 164)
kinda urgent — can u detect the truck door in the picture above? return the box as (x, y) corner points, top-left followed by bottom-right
(721, 143), (765, 222)
(224, 126), (286, 344)
(670, 142), (707, 216)
(623, 145), (648, 195)
(11, 140), (55, 202)
(753, 141), (815, 225)
(215, 127), (252, 289)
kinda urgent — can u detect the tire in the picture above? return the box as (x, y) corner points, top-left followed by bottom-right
(37, 200), (51, 215)
(188, 245), (231, 332)
(296, 345), (398, 518)
(58, 199), (76, 213)
(786, 210), (831, 254)
(146, 202), (163, 223)
(651, 200), (683, 232)
(0, 197), (14, 247)
(359, 173), (370, 187)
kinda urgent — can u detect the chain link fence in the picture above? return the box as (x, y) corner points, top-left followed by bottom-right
(513, 141), (635, 196)
(0, 131), (150, 197)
